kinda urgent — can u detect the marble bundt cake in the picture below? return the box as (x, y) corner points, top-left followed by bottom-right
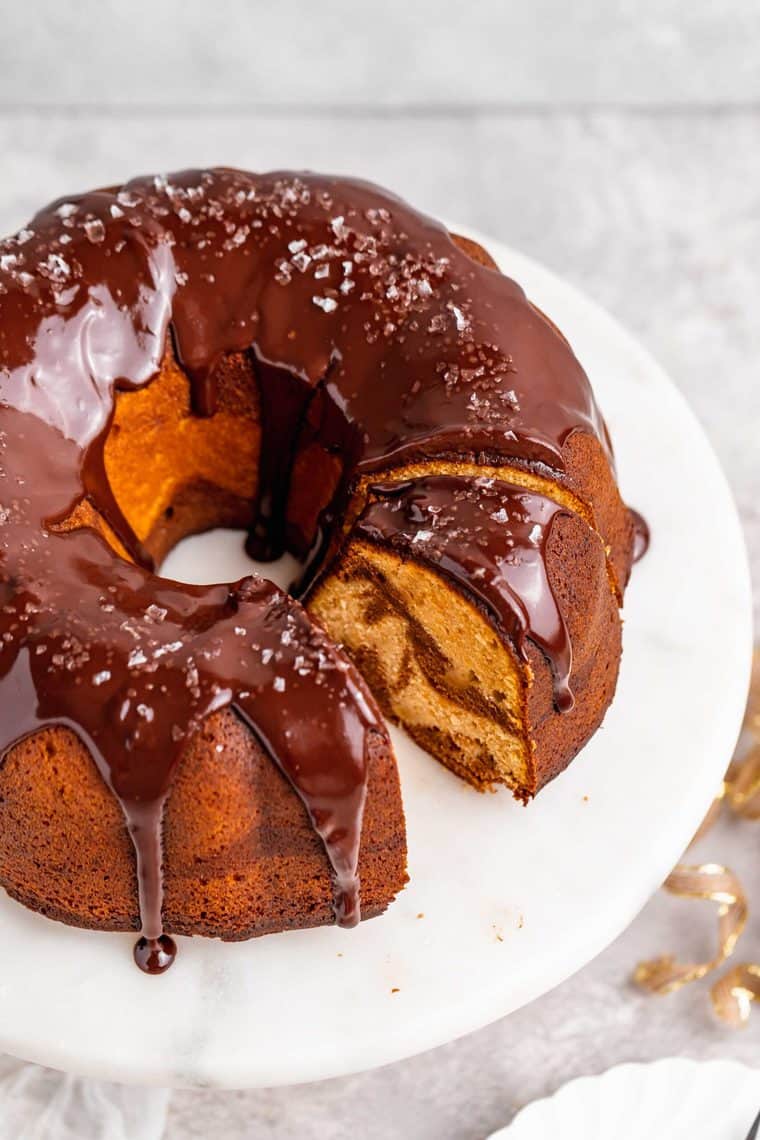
(0, 169), (637, 971)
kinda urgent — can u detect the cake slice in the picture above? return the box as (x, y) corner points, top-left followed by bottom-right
(309, 475), (621, 798)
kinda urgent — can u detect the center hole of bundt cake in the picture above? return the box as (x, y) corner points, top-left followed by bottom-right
(65, 345), (319, 593)
(100, 349), (269, 573)
(161, 527), (300, 593)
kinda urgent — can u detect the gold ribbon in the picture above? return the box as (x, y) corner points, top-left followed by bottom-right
(633, 863), (747, 993)
(711, 963), (760, 1027)
(634, 650), (760, 1025)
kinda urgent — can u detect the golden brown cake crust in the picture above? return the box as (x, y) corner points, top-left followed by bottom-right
(524, 510), (622, 793)
(0, 715), (405, 939)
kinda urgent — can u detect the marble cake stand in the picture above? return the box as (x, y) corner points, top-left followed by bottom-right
(0, 232), (751, 1088)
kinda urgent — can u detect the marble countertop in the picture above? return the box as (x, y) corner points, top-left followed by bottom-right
(0, 3), (757, 1135)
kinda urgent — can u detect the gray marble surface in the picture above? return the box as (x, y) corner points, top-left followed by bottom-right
(0, 3), (758, 1135)
(3, 0), (760, 107)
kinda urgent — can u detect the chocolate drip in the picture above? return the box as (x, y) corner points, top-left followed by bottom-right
(246, 348), (322, 562)
(356, 477), (576, 712)
(0, 168), (620, 967)
(0, 411), (374, 967)
(630, 508), (650, 562)
(134, 934), (177, 975)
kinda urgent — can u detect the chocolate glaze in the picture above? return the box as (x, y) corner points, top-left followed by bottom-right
(0, 168), (631, 968)
(134, 934), (177, 975)
(357, 477), (576, 712)
(630, 508), (650, 562)
(0, 410), (375, 968)
(9, 169), (611, 561)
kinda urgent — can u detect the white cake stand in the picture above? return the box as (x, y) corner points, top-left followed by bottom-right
(0, 232), (751, 1087)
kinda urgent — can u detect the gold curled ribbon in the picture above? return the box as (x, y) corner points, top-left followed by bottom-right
(633, 863), (747, 994)
(633, 649), (760, 1024)
(711, 963), (760, 1027)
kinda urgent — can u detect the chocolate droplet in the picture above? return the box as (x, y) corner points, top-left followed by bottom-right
(134, 934), (177, 974)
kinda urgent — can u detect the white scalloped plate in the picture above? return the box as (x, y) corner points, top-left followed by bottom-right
(0, 230), (752, 1087)
(490, 1059), (760, 1138)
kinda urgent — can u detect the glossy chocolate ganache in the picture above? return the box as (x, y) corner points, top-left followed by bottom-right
(0, 168), (643, 970)
(358, 477), (577, 713)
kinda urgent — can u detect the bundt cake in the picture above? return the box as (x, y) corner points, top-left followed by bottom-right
(0, 168), (638, 972)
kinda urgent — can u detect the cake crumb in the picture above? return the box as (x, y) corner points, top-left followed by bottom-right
(390, 987), (400, 994)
